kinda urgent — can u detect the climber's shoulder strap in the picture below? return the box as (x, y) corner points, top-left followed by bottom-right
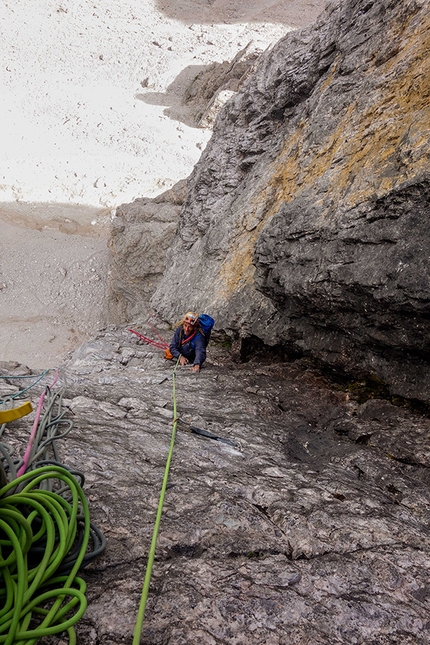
(181, 331), (197, 346)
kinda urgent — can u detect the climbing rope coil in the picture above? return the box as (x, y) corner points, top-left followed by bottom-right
(0, 370), (106, 645)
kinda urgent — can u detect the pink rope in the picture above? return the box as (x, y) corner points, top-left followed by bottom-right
(17, 369), (59, 477)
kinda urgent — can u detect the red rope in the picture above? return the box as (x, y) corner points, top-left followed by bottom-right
(147, 318), (170, 347)
(128, 328), (169, 349)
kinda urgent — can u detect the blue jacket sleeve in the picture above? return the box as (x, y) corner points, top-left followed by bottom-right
(193, 333), (206, 367)
(169, 327), (182, 359)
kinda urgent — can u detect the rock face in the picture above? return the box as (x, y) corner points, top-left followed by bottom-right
(4, 2), (430, 643)
(184, 43), (261, 128)
(108, 181), (187, 323)
(4, 327), (429, 644)
(93, 5), (430, 638)
(151, 0), (430, 404)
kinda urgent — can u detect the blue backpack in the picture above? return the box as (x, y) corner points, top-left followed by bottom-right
(198, 314), (215, 346)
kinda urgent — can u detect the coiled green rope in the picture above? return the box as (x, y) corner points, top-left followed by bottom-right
(0, 465), (90, 645)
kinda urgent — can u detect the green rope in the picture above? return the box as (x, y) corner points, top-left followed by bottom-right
(0, 465), (90, 644)
(133, 360), (180, 645)
(0, 372), (106, 644)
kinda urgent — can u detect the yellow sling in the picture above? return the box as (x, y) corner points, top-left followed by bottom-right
(0, 401), (33, 424)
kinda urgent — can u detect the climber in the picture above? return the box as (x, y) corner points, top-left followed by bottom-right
(169, 311), (207, 373)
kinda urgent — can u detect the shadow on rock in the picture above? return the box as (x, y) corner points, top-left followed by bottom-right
(136, 64), (209, 128)
(154, 0), (329, 28)
(136, 47), (260, 129)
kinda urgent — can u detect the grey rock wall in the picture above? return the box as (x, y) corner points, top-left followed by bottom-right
(108, 181), (186, 323)
(4, 326), (428, 644)
(151, 0), (430, 403)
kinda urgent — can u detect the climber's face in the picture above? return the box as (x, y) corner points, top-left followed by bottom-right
(183, 320), (195, 335)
